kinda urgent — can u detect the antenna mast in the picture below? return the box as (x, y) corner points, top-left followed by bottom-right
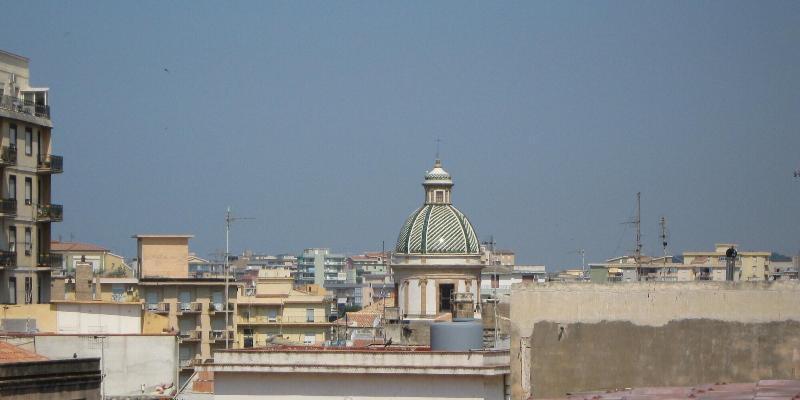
(224, 207), (254, 349)
(634, 192), (642, 260)
(660, 216), (668, 258)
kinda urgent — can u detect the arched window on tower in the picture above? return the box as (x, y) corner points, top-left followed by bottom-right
(435, 190), (444, 203)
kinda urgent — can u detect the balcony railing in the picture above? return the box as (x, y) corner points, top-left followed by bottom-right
(146, 302), (170, 313)
(238, 315), (327, 325)
(179, 302), (203, 313)
(0, 250), (15, 267)
(37, 154), (63, 174)
(36, 203), (63, 222)
(208, 302), (233, 313)
(209, 330), (234, 342)
(37, 252), (63, 269)
(179, 330), (201, 342)
(0, 146), (16, 166)
(0, 199), (17, 216)
(0, 94), (50, 119)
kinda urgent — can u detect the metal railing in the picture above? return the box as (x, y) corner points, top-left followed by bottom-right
(209, 330), (234, 341)
(0, 94), (50, 119)
(179, 330), (201, 341)
(146, 302), (170, 313)
(37, 252), (63, 269)
(37, 154), (63, 173)
(0, 250), (15, 267)
(179, 302), (203, 313)
(0, 199), (17, 216)
(36, 203), (63, 222)
(0, 146), (16, 166)
(238, 315), (326, 324)
(208, 302), (233, 313)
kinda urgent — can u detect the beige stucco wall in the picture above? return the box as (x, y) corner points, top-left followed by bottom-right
(510, 281), (800, 399)
(0, 303), (57, 332)
(138, 237), (190, 278)
(215, 372), (505, 400)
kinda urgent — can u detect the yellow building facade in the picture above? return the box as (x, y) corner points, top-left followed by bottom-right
(236, 268), (331, 347)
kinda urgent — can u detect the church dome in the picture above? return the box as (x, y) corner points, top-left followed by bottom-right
(395, 159), (480, 255)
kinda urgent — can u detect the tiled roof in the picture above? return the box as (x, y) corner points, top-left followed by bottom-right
(0, 341), (48, 364)
(51, 241), (108, 252)
(335, 312), (381, 328)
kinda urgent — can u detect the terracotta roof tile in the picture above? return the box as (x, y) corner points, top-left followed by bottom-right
(0, 341), (48, 364)
(51, 241), (108, 252)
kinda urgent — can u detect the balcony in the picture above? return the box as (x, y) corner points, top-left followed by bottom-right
(238, 315), (330, 325)
(0, 146), (16, 166)
(178, 302), (203, 314)
(0, 250), (15, 268)
(0, 94), (50, 120)
(146, 302), (170, 314)
(0, 199), (17, 217)
(36, 203), (63, 222)
(208, 302), (233, 313)
(208, 330), (234, 343)
(179, 358), (199, 369)
(37, 154), (63, 174)
(179, 330), (201, 342)
(37, 252), (63, 270)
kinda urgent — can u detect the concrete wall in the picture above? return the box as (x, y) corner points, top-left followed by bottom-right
(28, 334), (177, 398)
(510, 281), (800, 399)
(215, 372), (504, 400)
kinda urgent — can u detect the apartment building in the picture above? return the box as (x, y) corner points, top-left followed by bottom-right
(589, 244), (770, 282)
(135, 234), (238, 383)
(683, 243), (770, 281)
(236, 268), (331, 347)
(50, 241), (131, 277)
(296, 248), (346, 287)
(0, 50), (62, 305)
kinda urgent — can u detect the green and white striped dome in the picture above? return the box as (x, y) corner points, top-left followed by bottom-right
(395, 159), (480, 255)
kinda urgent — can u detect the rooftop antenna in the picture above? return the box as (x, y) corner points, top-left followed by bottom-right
(623, 193), (643, 279)
(435, 137), (442, 160)
(660, 216), (668, 258)
(635, 192), (642, 262)
(224, 207), (254, 349)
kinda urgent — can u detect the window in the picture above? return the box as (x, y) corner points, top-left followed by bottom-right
(8, 277), (16, 304)
(435, 190), (444, 203)
(267, 308), (277, 322)
(24, 277), (32, 304)
(306, 308), (314, 323)
(24, 228), (31, 256)
(24, 178), (31, 205)
(24, 128), (32, 156)
(8, 226), (15, 253)
(303, 333), (316, 345)
(9, 125), (16, 150)
(8, 175), (15, 199)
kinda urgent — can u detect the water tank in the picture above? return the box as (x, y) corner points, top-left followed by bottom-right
(430, 318), (483, 351)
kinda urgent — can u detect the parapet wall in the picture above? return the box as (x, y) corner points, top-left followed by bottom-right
(510, 281), (800, 399)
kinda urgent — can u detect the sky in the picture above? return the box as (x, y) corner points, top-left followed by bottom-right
(2, 1), (799, 268)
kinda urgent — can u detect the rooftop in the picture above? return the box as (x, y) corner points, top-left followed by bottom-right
(51, 241), (109, 252)
(204, 346), (509, 376)
(0, 341), (47, 364)
(133, 234), (194, 238)
(551, 380), (800, 400)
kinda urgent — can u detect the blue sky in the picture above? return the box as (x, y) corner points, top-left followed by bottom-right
(3, 1), (799, 268)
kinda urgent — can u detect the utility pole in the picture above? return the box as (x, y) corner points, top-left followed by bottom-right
(224, 207), (254, 349)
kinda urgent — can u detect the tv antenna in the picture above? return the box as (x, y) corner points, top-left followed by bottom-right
(224, 207), (254, 349)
